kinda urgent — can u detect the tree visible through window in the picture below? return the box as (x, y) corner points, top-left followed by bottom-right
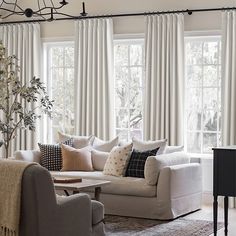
(114, 39), (144, 141)
(185, 36), (221, 154)
(45, 42), (75, 142)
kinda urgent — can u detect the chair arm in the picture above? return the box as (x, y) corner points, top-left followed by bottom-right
(14, 150), (41, 163)
(56, 193), (92, 236)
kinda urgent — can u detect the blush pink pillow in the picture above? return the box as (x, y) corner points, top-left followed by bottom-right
(61, 144), (93, 171)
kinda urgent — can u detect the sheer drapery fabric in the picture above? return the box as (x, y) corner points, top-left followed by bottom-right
(74, 19), (114, 140)
(0, 23), (41, 157)
(144, 14), (184, 145)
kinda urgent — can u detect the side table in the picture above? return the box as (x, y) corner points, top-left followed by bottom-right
(213, 146), (236, 236)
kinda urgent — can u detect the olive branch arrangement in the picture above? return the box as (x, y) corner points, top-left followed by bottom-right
(0, 41), (53, 158)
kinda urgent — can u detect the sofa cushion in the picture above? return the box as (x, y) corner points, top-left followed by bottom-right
(144, 152), (190, 185)
(38, 139), (73, 171)
(103, 143), (132, 177)
(125, 148), (159, 178)
(51, 171), (156, 197)
(91, 200), (104, 225)
(58, 131), (94, 149)
(93, 136), (119, 152)
(132, 137), (167, 154)
(61, 145), (93, 171)
(91, 150), (109, 171)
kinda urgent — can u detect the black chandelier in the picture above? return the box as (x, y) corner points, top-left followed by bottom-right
(0, 0), (88, 22)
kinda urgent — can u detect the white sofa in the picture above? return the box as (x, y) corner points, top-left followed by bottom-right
(15, 150), (202, 220)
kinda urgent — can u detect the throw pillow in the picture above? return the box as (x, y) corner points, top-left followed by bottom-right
(93, 136), (119, 152)
(125, 148), (159, 178)
(38, 139), (73, 171)
(58, 131), (94, 149)
(103, 143), (133, 177)
(132, 137), (167, 154)
(61, 144), (93, 171)
(91, 150), (110, 171)
(164, 145), (184, 154)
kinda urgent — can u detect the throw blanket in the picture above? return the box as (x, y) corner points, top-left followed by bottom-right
(0, 160), (36, 236)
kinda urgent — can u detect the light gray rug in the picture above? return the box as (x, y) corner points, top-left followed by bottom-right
(105, 215), (223, 236)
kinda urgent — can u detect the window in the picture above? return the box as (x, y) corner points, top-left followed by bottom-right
(44, 42), (75, 142)
(185, 36), (221, 154)
(114, 39), (145, 141)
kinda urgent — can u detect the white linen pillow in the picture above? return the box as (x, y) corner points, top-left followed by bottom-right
(164, 145), (184, 154)
(93, 136), (119, 152)
(58, 131), (94, 149)
(91, 150), (109, 171)
(132, 137), (167, 154)
(103, 143), (133, 177)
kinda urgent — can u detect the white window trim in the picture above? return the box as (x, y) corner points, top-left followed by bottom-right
(43, 41), (74, 142)
(184, 33), (221, 158)
(114, 37), (145, 141)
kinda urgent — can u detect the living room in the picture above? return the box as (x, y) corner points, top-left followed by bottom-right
(0, 0), (235, 235)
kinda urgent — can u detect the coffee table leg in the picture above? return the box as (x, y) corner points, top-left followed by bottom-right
(95, 187), (101, 201)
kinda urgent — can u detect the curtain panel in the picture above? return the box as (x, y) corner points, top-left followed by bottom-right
(222, 11), (236, 146)
(0, 23), (41, 156)
(74, 19), (114, 140)
(144, 14), (185, 145)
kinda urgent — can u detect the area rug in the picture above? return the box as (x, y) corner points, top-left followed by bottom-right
(104, 215), (223, 236)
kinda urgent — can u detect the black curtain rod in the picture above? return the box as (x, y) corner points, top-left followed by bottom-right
(0, 6), (235, 25)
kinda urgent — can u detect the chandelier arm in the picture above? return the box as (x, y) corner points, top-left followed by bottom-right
(34, 4), (64, 14)
(37, 0), (41, 15)
(2, 12), (24, 19)
(49, 12), (78, 18)
(13, 0), (18, 11)
(50, 0), (58, 13)
(2, 0), (24, 11)
(0, 7), (23, 14)
(32, 11), (47, 20)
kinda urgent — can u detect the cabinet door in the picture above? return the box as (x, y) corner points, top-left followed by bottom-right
(214, 149), (236, 196)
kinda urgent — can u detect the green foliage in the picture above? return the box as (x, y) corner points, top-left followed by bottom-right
(0, 41), (53, 158)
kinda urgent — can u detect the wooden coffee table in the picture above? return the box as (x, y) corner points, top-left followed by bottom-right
(54, 179), (110, 201)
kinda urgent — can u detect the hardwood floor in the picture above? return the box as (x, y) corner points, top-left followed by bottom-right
(184, 205), (236, 236)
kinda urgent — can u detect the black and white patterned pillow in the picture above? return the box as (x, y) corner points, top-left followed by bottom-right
(38, 139), (73, 171)
(125, 147), (159, 178)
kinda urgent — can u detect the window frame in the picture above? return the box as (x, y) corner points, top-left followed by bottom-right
(184, 33), (222, 157)
(43, 41), (75, 143)
(113, 36), (145, 142)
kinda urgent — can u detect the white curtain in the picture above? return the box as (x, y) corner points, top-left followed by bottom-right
(222, 11), (236, 146)
(74, 19), (114, 140)
(221, 10), (236, 208)
(0, 23), (41, 156)
(144, 14), (184, 145)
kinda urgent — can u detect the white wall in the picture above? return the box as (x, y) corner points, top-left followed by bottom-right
(7, 0), (236, 38)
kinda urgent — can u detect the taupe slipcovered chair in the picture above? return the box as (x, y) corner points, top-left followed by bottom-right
(20, 165), (105, 236)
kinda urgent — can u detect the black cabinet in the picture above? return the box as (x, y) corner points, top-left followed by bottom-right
(213, 146), (236, 236)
